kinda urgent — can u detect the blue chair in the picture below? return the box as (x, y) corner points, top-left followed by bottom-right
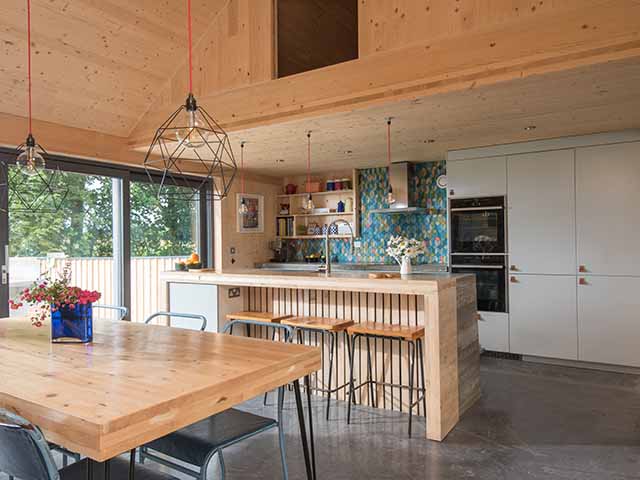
(139, 320), (293, 480)
(0, 408), (174, 480)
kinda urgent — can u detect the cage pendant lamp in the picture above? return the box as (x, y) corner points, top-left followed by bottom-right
(1, 0), (68, 214)
(386, 118), (396, 205)
(305, 132), (314, 211)
(143, 0), (237, 202)
(238, 142), (249, 215)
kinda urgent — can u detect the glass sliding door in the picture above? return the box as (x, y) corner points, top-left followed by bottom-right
(6, 164), (124, 320)
(129, 178), (205, 323)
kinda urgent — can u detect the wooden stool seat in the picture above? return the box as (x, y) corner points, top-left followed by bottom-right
(225, 311), (292, 323)
(282, 316), (354, 332)
(347, 321), (425, 341)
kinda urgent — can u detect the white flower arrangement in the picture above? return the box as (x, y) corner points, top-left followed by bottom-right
(386, 235), (426, 264)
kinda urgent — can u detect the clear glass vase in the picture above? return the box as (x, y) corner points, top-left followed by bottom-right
(50, 303), (93, 344)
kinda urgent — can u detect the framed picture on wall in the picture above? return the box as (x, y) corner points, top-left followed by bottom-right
(236, 193), (264, 233)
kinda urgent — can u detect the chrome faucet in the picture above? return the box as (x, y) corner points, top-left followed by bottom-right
(319, 219), (355, 277)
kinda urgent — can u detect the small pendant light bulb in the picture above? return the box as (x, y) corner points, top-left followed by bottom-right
(387, 187), (396, 205)
(306, 194), (315, 211)
(16, 134), (45, 176)
(239, 198), (249, 215)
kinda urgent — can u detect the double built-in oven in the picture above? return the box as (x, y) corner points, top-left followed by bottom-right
(449, 196), (508, 313)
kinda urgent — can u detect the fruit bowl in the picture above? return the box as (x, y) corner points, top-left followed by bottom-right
(187, 262), (203, 270)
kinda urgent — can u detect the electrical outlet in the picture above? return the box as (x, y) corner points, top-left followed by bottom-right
(228, 288), (241, 298)
(354, 240), (362, 249)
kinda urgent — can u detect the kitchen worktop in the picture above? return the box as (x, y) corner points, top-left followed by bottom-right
(161, 268), (468, 295)
(159, 268), (479, 442)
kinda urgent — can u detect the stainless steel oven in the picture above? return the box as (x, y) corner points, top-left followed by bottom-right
(450, 196), (505, 254)
(450, 255), (508, 313)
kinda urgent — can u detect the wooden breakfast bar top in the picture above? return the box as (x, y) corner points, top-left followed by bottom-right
(0, 318), (321, 463)
(161, 269), (481, 442)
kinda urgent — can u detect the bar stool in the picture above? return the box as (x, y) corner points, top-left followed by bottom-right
(346, 322), (427, 437)
(281, 316), (354, 420)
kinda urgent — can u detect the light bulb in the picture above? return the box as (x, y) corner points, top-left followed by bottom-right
(16, 146), (45, 176)
(387, 189), (396, 205)
(176, 109), (209, 149)
(306, 195), (315, 211)
(239, 198), (249, 215)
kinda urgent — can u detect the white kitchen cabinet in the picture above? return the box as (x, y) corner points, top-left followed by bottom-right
(578, 275), (640, 367)
(477, 311), (510, 352)
(507, 150), (576, 275)
(447, 156), (507, 198)
(509, 274), (577, 360)
(576, 142), (640, 276)
(169, 282), (219, 332)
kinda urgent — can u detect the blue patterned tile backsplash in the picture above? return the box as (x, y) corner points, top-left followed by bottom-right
(283, 161), (448, 265)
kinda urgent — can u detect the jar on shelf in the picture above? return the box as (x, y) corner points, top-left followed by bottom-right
(335, 179), (343, 190)
(326, 179), (335, 191)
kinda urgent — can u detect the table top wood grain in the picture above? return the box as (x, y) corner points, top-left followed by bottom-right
(0, 318), (320, 462)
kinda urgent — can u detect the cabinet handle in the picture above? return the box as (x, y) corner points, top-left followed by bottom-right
(510, 276), (518, 283)
(579, 278), (588, 286)
(579, 265), (588, 273)
(510, 265), (518, 271)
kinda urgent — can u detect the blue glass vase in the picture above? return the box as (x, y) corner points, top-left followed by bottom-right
(51, 303), (93, 344)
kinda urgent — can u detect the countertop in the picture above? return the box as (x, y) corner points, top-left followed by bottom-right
(161, 268), (471, 295)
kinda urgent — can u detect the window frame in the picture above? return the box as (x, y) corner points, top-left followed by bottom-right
(0, 147), (213, 321)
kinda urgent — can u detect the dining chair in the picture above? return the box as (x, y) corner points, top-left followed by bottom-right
(93, 304), (128, 321)
(144, 311), (207, 331)
(0, 408), (174, 480)
(138, 320), (293, 480)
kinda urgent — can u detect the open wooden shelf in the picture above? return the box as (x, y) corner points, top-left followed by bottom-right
(278, 212), (354, 218)
(278, 235), (352, 240)
(277, 190), (354, 199)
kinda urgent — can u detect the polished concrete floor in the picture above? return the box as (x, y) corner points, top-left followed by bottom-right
(4, 356), (640, 479)
(152, 356), (640, 479)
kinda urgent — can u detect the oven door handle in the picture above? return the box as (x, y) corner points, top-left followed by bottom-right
(451, 265), (505, 269)
(450, 206), (504, 212)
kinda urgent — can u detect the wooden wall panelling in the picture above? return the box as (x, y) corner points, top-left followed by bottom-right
(358, 0), (602, 57)
(130, 0), (640, 151)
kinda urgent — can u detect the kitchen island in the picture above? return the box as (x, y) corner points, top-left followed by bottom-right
(160, 269), (479, 441)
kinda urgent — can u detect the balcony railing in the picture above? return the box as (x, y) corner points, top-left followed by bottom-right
(9, 256), (183, 323)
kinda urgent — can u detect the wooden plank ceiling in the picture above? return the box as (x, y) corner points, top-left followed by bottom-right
(226, 57), (640, 175)
(0, 0), (229, 137)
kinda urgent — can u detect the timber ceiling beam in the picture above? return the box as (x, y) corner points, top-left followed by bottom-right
(128, 0), (640, 149)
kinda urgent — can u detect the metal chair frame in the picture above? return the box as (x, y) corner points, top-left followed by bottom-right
(144, 311), (207, 331)
(139, 319), (293, 480)
(292, 327), (353, 420)
(347, 333), (427, 437)
(93, 304), (128, 321)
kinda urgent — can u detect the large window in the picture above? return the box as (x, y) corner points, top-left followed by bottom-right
(0, 150), (211, 320)
(129, 180), (201, 323)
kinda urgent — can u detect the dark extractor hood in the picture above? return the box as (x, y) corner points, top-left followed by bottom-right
(370, 162), (428, 214)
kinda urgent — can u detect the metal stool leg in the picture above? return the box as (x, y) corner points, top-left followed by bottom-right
(217, 449), (226, 480)
(366, 335), (376, 408)
(417, 339), (427, 417)
(326, 331), (336, 420)
(347, 333), (357, 424)
(408, 341), (416, 437)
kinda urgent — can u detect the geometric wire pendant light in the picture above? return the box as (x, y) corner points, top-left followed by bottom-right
(143, 0), (237, 202)
(0, 0), (68, 214)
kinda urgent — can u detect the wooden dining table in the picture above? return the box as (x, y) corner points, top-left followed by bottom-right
(0, 317), (321, 479)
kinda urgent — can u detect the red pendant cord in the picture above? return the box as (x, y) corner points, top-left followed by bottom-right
(240, 142), (245, 194)
(187, 0), (193, 93)
(387, 119), (391, 168)
(307, 132), (311, 194)
(27, 0), (33, 134)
